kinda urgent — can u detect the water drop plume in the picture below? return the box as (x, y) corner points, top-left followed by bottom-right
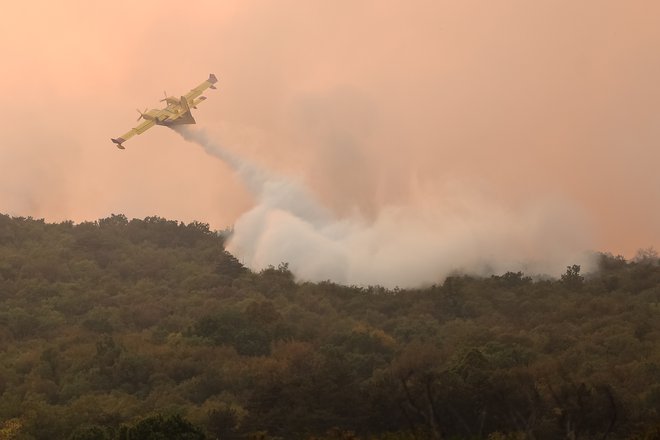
(173, 126), (594, 288)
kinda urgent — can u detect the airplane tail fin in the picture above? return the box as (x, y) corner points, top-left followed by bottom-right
(178, 96), (196, 124)
(208, 73), (218, 89)
(180, 96), (191, 114)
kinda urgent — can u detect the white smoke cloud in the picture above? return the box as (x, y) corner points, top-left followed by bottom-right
(173, 126), (594, 288)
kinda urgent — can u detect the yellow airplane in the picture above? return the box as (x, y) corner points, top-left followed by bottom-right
(111, 73), (218, 149)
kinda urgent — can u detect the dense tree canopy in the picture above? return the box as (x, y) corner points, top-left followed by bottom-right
(0, 214), (659, 439)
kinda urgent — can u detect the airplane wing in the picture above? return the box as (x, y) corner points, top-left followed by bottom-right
(111, 119), (156, 149)
(184, 73), (218, 102)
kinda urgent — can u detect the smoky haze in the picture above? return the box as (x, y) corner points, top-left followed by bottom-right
(175, 126), (593, 287)
(0, 1), (659, 261)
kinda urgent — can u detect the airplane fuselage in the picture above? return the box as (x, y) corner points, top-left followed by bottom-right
(138, 105), (189, 126)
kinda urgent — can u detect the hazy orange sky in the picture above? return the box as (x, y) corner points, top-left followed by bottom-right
(1, 1), (658, 257)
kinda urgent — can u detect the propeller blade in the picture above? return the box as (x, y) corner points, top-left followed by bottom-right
(136, 108), (148, 121)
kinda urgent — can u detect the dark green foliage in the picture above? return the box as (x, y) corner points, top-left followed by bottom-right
(193, 309), (271, 356)
(118, 414), (205, 440)
(215, 250), (247, 281)
(561, 264), (584, 289)
(206, 407), (240, 439)
(0, 215), (659, 439)
(69, 425), (112, 440)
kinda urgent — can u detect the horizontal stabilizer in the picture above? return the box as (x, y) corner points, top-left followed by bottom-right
(111, 138), (125, 149)
(209, 73), (218, 89)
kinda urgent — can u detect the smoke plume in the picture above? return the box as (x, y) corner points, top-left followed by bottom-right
(174, 126), (593, 288)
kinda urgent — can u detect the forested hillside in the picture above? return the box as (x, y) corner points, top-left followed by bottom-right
(0, 214), (659, 439)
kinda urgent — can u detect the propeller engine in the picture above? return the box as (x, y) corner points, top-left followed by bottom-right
(136, 108), (149, 121)
(160, 91), (181, 105)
